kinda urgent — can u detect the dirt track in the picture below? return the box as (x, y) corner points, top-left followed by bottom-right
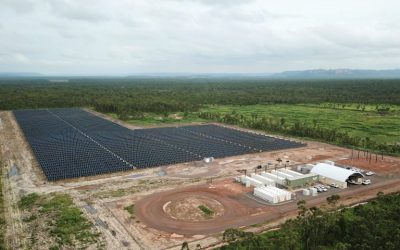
(136, 183), (272, 236)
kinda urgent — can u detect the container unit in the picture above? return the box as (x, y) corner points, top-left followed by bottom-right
(261, 172), (286, 185)
(271, 170), (293, 179)
(271, 186), (291, 201)
(240, 175), (263, 187)
(254, 187), (279, 204)
(280, 168), (304, 177)
(310, 187), (318, 196)
(253, 186), (292, 204)
(267, 188), (286, 202)
(303, 189), (310, 196)
(250, 173), (275, 186)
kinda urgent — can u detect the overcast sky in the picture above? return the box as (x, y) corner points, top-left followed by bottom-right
(0, 0), (399, 75)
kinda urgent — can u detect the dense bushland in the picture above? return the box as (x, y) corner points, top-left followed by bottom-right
(1, 78), (400, 113)
(219, 192), (400, 250)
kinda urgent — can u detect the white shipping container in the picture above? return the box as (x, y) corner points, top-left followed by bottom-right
(254, 187), (278, 203)
(280, 169), (304, 177)
(261, 172), (286, 185)
(254, 187), (279, 203)
(254, 186), (292, 203)
(310, 188), (318, 196)
(251, 173), (275, 186)
(241, 175), (263, 187)
(271, 170), (293, 179)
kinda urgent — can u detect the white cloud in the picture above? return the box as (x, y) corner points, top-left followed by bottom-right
(0, 0), (399, 74)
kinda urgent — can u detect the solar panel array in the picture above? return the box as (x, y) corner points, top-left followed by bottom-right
(13, 108), (305, 181)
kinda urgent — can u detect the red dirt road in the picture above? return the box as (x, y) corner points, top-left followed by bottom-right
(135, 178), (400, 237)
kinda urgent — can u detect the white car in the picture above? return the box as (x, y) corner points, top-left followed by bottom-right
(330, 183), (339, 188)
(362, 179), (371, 185)
(366, 171), (374, 176)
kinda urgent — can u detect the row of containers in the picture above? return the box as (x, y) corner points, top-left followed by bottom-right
(254, 186), (292, 204)
(235, 174), (292, 204)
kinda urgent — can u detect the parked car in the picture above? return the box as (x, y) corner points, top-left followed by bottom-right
(366, 171), (374, 176)
(362, 179), (371, 185)
(330, 183), (339, 188)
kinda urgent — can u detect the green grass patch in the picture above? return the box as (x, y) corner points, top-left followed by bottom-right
(198, 205), (214, 216)
(19, 193), (102, 249)
(198, 104), (400, 144)
(106, 112), (207, 126)
(18, 193), (40, 210)
(124, 204), (135, 218)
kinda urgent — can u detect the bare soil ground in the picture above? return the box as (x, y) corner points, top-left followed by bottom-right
(132, 177), (400, 247)
(2, 110), (400, 250)
(337, 156), (400, 174)
(165, 195), (224, 221)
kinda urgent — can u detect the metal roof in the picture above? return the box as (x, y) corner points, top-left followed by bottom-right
(311, 163), (361, 182)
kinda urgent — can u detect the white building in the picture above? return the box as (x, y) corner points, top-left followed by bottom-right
(311, 163), (364, 188)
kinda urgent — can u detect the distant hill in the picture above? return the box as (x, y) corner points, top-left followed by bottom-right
(270, 69), (400, 79)
(0, 72), (44, 78)
(2, 69), (400, 79)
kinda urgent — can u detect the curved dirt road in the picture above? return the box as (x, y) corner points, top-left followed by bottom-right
(135, 184), (275, 236)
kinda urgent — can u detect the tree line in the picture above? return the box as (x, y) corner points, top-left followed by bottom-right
(217, 192), (400, 250)
(197, 111), (400, 155)
(1, 78), (400, 113)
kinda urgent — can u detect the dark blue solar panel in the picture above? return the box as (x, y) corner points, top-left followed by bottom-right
(13, 108), (306, 181)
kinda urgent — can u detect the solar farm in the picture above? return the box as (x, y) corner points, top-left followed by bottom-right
(13, 108), (305, 181)
(2, 107), (400, 250)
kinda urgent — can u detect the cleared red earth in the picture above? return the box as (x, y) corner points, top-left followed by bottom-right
(135, 181), (274, 236)
(135, 177), (400, 237)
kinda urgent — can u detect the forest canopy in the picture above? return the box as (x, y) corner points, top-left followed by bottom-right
(1, 78), (399, 111)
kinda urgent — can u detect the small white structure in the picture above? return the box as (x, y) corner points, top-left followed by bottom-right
(203, 157), (214, 163)
(311, 163), (364, 188)
(254, 186), (292, 204)
(310, 187), (318, 196)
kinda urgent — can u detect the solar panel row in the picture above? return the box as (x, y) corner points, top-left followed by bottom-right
(14, 108), (305, 181)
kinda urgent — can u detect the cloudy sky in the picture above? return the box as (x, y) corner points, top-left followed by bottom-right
(0, 0), (399, 75)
